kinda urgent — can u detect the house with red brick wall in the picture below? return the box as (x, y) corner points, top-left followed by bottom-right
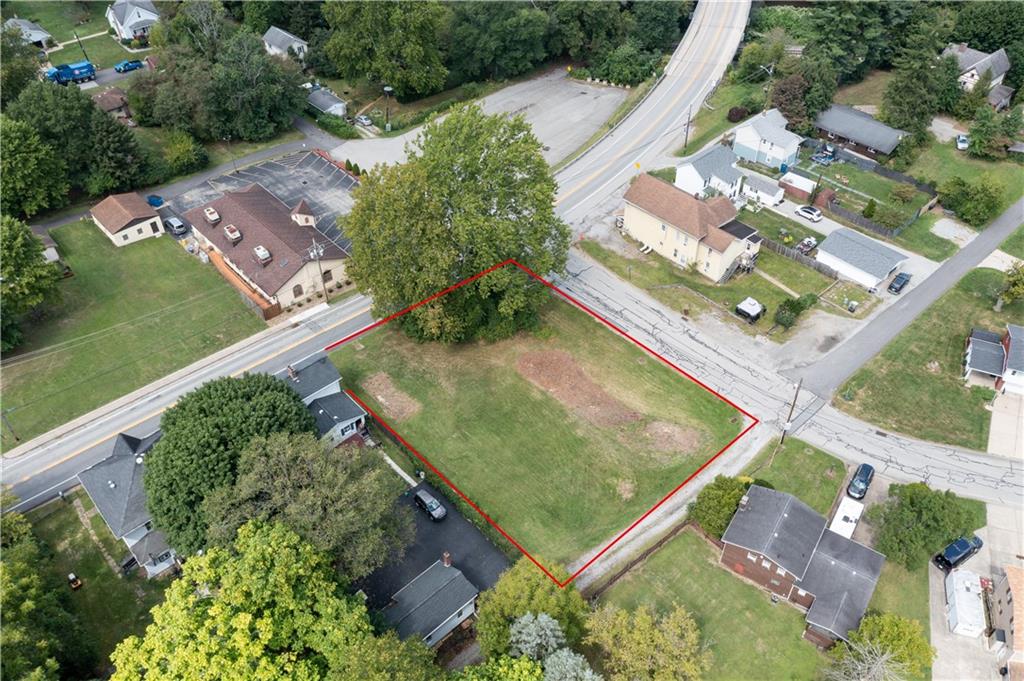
(720, 485), (885, 646)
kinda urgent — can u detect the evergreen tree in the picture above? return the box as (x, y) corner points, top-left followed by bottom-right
(806, 3), (885, 83)
(85, 108), (147, 195)
(508, 613), (566, 661)
(968, 105), (1006, 160)
(799, 49), (838, 120)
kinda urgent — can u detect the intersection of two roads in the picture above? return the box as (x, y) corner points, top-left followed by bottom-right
(6, 1), (1022, 583)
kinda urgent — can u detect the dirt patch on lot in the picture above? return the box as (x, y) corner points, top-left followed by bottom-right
(362, 372), (421, 422)
(642, 420), (702, 455)
(616, 479), (636, 501)
(516, 350), (640, 428)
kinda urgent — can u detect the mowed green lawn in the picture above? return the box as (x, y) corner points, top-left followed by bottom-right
(27, 490), (167, 668)
(834, 69), (893, 108)
(600, 529), (825, 681)
(838, 268), (1024, 450)
(48, 34), (138, 70)
(1, 0), (108, 42)
(908, 141), (1024, 215)
(677, 81), (762, 156)
(1001, 226), (1024, 259)
(743, 438), (847, 516)
(0, 221), (265, 448)
(330, 299), (742, 567)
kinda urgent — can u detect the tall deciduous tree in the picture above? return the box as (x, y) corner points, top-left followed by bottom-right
(0, 215), (61, 351)
(323, 0), (447, 99)
(629, 1), (689, 52)
(543, 648), (602, 681)
(0, 116), (69, 219)
(448, 3), (549, 82)
(110, 522), (440, 681)
(544, 1), (627, 62)
(476, 558), (589, 658)
(806, 3), (885, 83)
(144, 374), (316, 554)
(823, 639), (908, 681)
(452, 656), (543, 681)
(771, 74), (809, 132)
(7, 81), (97, 183)
(832, 614), (934, 679)
(1003, 263), (1024, 304)
(1, 27), (40, 109)
(508, 612), (566, 661)
(586, 604), (712, 681)
(203, 432), (413, 581)
(344, 105), (570, 343)
(85, 108), (147, 196)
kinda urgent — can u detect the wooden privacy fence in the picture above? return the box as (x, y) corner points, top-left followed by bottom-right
(759, 238), (839, 280)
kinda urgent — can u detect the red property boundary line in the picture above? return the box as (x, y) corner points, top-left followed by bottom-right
(324, 259), (760, 587)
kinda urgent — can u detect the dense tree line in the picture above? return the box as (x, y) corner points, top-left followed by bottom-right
(0, 215), (61, 351)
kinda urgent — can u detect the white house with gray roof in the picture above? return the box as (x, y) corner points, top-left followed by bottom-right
(733, 108), (802, 169)
(943, 42), (1015, 111)
(106, 0), (159, 41)
(78, 432), (177, 578)
(964, 325), (1024, 395)
(262, 25), (307, 60)
(674, 144), (744, 200)
(815, 228), (907, 289)
(276, 353), (367, 447)
(306, 85), (348, 118)
(721, 485), (885, 645)
(3, 17), (51, 48)
(814, 105), (906, 158)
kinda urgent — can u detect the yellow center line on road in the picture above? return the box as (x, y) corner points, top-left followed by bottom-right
(555, 3), (736, 206)
(14, 304), (373, 483)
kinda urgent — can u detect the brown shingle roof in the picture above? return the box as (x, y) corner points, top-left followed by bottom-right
(183, 184), (346, 297)
(91, 192), (157, 234)
(92, 87), (128, 113)
(624, 174), (737, 242)
(291, 198), (312, 215)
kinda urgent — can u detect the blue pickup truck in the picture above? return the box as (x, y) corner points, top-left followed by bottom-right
(46, 61), (96, 85)
(114, 59), (144, 73)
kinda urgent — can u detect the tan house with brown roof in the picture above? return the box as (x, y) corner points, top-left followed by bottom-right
(622, 174), (761, 282)
(184, 184), (348, 309)
(91, 192), (164, 247)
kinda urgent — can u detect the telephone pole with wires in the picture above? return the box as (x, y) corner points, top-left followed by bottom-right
(307, 237), (329, 300)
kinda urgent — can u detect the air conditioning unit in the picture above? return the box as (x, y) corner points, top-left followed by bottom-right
(253, 245), (272, 265)
(203, 207), (221, 224)
(223, 224), (241, 244)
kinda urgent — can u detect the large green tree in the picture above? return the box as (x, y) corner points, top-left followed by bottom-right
(968, 105), (1008, 160)
(111, 522), (440, 681)
(544, 1), (627, 62)
(84, 107), (148, 196)
(630, 1), (689, 53)
(798, 49), (838, 121)
(323, 0), (447, 99)
(880, 10), (949, 144)
(953, 1), (1024, 55)
(0, 116), (69, 219)
(869, 482), (985, 569)
(7, 81), (96, 184)
(475, 558), (589, 658)
(1, 27), (39, 109)
(452, 656), (543, 681)
(203, 432), (413, 581)
(806, 3), (885, 83)
(448, 2), (549, 83)
(0, 215), (61, 351)
(687, 475), (746, 539)
(831, 613), (934, 679)
(344, 104), (570, 343)
(586, 603), (712, 681)
(144, 374), (316, 554)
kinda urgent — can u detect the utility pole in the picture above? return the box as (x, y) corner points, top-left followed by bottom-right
(383, 85), (393, 133)
(308, 237), (329, 300)
(779, 378), (803, 446)
(683, 103), (693, 148)
(760, 62), (776, 107)
(74, 31), (90, 62)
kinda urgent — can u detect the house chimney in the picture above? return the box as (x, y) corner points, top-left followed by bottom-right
(442, 551), (451, 568)
(287, 365), (297, 380)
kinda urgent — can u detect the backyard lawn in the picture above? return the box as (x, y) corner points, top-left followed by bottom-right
(908, 140), (1024, 214)
(134, 126), (306, 180)
(677, 81), (763, 157)
(742, 438), (847, 516)
(1, 0), (108, 42)
(837, 268), (1024, 450)
(834, 70), (894, 108)
(27, 490), (167, 669)
(48, 34), (140, 70)
(893, 212), (959, 262)
(600, 528), (826, 681)
(737, 206), (825, 245)
(1000, 226), (1024, 260)
(330, 296), (743, 568)
(0, 221), (265, 449)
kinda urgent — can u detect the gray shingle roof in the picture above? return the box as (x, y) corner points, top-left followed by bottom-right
(275, 353), (340, 403)
(109, 0), (158, 30)
(128, 529), (171, 564)
(721, 485), (826, 578)
(748, 108), (804, 149)
(967, 336), (1006, 376)
(309, 392), (366, 436)
(943, 43), (1012, 81)
(814, 105), (906, 154)
(818, 229), (906, 281)
(384, 561), (478, 640)
(743, 173), (781, 196)
(78, 431), (161, 538)
(797, 529), (885, 641)
(262, 25), (307, 53)
(1007, 324), (1024, 371)
(686, 144), (742, 185)
(307, 88), (347, 116)
(4, 17), (51, 44)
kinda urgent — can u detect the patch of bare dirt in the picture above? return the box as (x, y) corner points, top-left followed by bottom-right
(516, 350), (640, 427)
(616, 479), (636, 501)
(362, 372), (421, 422)
(642, 420), (701, 454)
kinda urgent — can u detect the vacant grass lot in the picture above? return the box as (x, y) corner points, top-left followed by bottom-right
(133, 126), (305, 180)
(837, 268), (1023, 449)
(601, 528), (825, 681)
(908, 141), (1024, 215)
(48, 34), (139, 70)
(894, 212), (959, 262)
(0, 221), (264, 449)
(743, 438), (847, 515)
(1001, 226), (1024, 259)
(677, 81), (762, 156)
(1, 0), (108, 42)
(834, 70), (894, 108)
(27, 490), (167, 667)
(331, 298), (742, 567)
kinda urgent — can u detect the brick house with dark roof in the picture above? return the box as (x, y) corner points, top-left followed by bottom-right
(964, 324), (1024, 395)
(91, 192), (164, 247)
(622, 174), (762, 283)
(721, 485), (885, 646)
(184, 184), (348, 309)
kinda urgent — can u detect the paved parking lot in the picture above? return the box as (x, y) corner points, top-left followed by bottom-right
(167, 151), (356, 252)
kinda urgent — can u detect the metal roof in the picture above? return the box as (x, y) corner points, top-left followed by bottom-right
(817, 229), (906, 281)
(814, 105), (906, 154)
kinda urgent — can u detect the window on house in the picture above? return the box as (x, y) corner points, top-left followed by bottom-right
(797, 588), (806, 596)
(136, 227), (143, 235)
(457, 609), (463, 618)
(154, 550), (173, 563)
(776, 566), (785, 576)
(761, 560), (771, 569)
(293, 284), (303, 297)
(122, 234), (129, 241)
(673, 249), (678, 258)
(151, 223), (159, 234)
(323, 269), (333, 283)
(746, 552), (757, 562)
(661, 224), (667, 232)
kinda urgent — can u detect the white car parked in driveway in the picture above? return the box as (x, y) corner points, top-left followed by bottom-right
(795, 205), (823, 223)
(956, 134), (969, 151)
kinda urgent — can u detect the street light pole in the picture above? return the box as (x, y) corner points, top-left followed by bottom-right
(683, 103), (693, 149)
(383, 85), (393, 133)
(780, 378), (803, 445)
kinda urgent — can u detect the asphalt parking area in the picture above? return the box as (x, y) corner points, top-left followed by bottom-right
(168, 151), (356, 253)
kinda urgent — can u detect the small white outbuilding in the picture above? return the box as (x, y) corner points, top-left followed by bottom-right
(945, 569), (986, 638)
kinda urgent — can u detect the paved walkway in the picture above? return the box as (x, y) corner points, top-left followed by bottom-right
(46, 30), (107, 51)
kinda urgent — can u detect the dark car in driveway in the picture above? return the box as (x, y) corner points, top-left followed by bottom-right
(114, 59), (144, 73)
(933, 536), (983, 573)
(888, 272), (911, 294)
(846, 463), (874, 499)
(414, 489), (447, 521)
